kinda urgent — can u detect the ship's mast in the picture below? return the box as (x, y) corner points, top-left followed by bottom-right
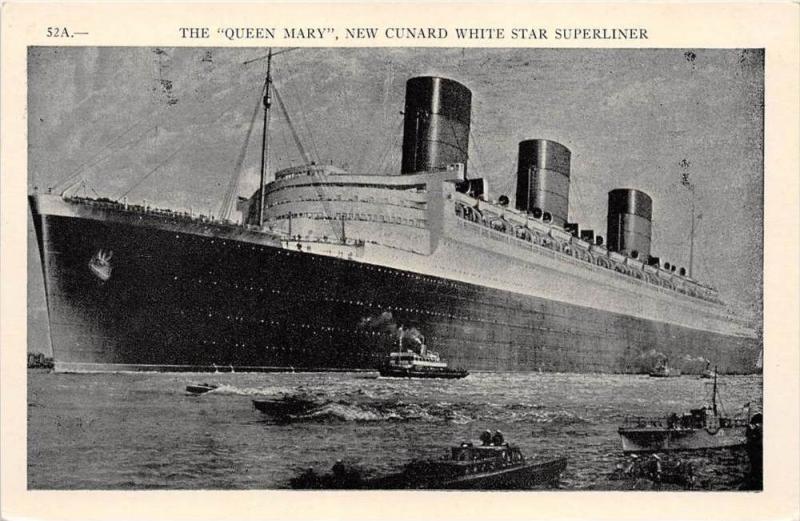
(680, 160), (696, 278)
(689, 184), (696, 278)
(257, 48), (273, 228)
(711, 365), (718, 415)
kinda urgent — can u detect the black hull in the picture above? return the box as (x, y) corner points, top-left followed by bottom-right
(31, 207), (761, 374)
(252, 398), (317, 418)
(378, 367), (469, 379)
(292, 457), (567, 490)
(618, 427), (747, 453)
(185, 384), (218, 395)
(432, 457), (567, 490)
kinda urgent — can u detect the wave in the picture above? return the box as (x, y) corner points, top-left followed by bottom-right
(252, 394), (589, 425)
(207, 384), (301, 396)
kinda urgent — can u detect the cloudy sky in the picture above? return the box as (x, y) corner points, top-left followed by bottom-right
(27, 47), (763, 352)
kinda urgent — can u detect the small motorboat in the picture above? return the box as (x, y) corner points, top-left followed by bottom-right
(699, 362), (716, 379)
(648, 358), (681, 378)
(619, 369), (753, 452)
(290, 430), (567, 490)
(185, 383), (218, 395)
(252, 394), (318, 420)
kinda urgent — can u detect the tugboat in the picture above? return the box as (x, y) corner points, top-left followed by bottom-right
(619, 369), (752, 453)
(699, 361), (716, 379)
(290, 430), (567, 489)
(649, 358), (681, 378)
(185, 383), (218, 395)
(378, 340), (468, 379)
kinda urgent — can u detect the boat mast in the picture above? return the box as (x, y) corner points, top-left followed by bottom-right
(257, 48), (273, 227)
(711, 366), (718, 415)
(680, 160), (696, 278)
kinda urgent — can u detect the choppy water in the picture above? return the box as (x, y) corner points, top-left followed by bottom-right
(27, 370), (761, 489)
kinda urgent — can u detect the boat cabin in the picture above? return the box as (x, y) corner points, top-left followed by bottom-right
(451, 443), (525, 464)
(405, 442), (527, 481)
(385, 349), (447, 369)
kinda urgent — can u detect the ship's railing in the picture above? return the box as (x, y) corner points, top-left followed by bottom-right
(63, 196), (255, 231)
(265, 194), (426, 212)
(283, 234), (365, 247)
(620, 416), (670, 428)
(622, 414), (749, 429)
(456, 216), (720, 306)
(453, 200), (722, 305)
(268, 210), (426, 229)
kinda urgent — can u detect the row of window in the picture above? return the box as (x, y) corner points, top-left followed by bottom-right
(264, 181), (426, 198)
(265, 195), (424, 213)
(270, 211), (426, 229)
(167, 298), (653, 347)
(147, 226), (725, 333)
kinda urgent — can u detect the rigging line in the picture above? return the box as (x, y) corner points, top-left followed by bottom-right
(55, 97), (219, 195)
(272, 85), (311, 164)
(374, 118), (403, 175)
(466, 123), (484, 179)
(57, 126), (158, 197)
(219, 82), (266, 218)
(280, 119), (298, 166)
(369, 120), (396, 174)
(52, 87), (202, 193)
(569, 170), (587, 224)
(386, 119), (405, 174)
(116, 147), (185, 200)
(283, 59), (321, 164)
(297, 92), (322, 165)
(58, 53), (255, 193)
(75, 125), (157, 178)
(314, 170), (344, 239)
(242, 48), (299, 66)
(218, 83), (265, 220)
(117, 94), (246, 201)
(53, 119), (147, 192)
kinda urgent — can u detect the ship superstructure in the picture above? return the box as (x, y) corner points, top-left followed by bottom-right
(29, 60), (760, 373)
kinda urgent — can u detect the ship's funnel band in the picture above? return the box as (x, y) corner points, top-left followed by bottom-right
(521, 168), (570, 203)
(520, 187), (569, 217)
(515, 139), (571, 226)
(518, 140), (571, 177)
(607, 214), (652, 252)
(608, 188), (653, 219)
(401, 77), (472, 175)
(406, 120), (470, 172)
(606, 189), (653, 258)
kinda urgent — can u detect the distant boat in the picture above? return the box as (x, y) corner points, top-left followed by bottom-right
(378, 345), (468, 379)
(290, 430), (567, 489)
(186, 383), (218, 395)
(699, 362), (715, 379)
(649, 359), (681, 378)
(619, 369), (753, 452)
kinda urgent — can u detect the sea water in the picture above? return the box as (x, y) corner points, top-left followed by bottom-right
(27, 370), (762, 489)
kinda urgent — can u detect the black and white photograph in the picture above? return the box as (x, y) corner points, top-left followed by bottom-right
(27, 46), (765, 491)
(24, 46), (766, 492)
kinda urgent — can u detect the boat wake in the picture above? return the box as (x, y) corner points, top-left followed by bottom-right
(254, 394), (591, 425)
(203, 384), (305, 396)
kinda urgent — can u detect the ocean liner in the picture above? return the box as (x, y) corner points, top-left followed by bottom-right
(29, 51), (760, 373)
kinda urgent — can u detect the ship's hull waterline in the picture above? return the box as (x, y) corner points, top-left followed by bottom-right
(618, 428), (747, 453)
(31, 201), (759, 375)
